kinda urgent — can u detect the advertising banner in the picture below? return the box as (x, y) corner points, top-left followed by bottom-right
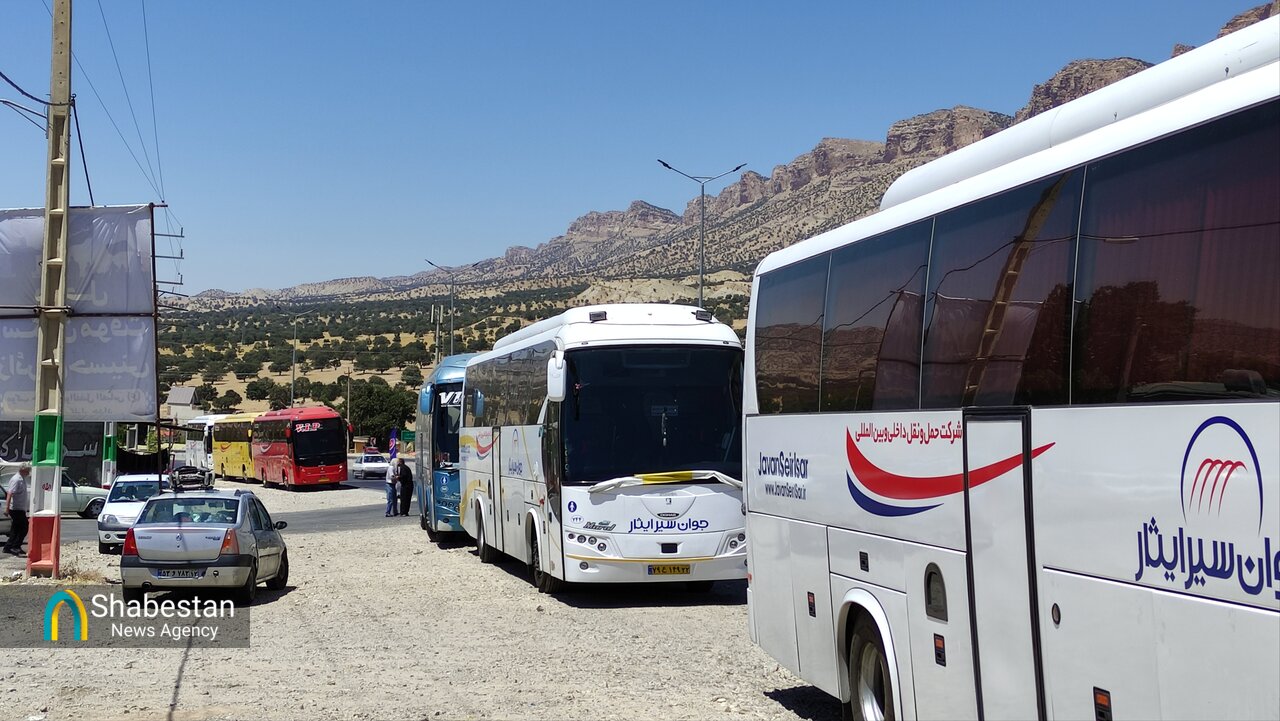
(0, 205), (157, 422)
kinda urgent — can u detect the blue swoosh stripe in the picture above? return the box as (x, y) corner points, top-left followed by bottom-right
(847, 473), (940, 517)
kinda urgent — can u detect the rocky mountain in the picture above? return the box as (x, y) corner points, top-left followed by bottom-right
(188, 4), (1274, 310)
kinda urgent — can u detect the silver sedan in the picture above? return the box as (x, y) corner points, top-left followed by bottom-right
(121, 489), (289, 606)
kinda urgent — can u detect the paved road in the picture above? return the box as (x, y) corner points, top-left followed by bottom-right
(48, 477), (407, 544)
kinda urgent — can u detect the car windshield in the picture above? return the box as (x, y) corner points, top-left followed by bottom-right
(108, 481), (168, 503)
(363, 454), (386, 464)
(137, 497), (239, 525)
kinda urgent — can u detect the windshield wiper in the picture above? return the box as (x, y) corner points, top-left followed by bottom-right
(587, 470), (743, 494)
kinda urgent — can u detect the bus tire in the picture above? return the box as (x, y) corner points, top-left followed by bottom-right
(845, 614), (895, 721)
(476, 508), (498, 564)
(529, 530), (564, 594)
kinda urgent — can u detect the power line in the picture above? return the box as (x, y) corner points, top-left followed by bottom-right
(96, 0), (159, 192)
(0, 67), (70, 106)
(140, 0), (165, 200)
(71, 98), (95, 205)
(1, 98), (47, 131)
(41, 0), (163, 199)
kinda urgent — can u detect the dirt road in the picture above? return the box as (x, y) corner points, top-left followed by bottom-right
(5, 483), (839, 721)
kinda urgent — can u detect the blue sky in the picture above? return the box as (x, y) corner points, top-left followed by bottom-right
(0, 1), (1251, 293)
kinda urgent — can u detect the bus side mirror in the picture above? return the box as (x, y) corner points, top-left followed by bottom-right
(547, 351), (566, 403)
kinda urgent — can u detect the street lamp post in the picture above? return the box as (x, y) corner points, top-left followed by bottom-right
(424, 259), (480, 356)
(275, 305), (312, 407)
(657, 160), (746, 308)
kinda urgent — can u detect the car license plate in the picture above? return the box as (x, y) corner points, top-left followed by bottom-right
(157, 569), (202, 579)
(646, 564), (691, 576)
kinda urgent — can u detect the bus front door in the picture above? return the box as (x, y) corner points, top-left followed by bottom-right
(962, 409), (1046, 721)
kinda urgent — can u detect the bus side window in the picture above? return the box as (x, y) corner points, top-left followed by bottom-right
(924, 563), (947, 622)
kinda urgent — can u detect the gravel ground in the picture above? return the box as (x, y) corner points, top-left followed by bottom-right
(5, 483), (839, 721)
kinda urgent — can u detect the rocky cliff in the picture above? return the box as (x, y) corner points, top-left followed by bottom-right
(189, 4), (1274, 309)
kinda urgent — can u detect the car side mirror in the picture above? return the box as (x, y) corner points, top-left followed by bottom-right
(547, 350), (566, 402)
(274, 521), (287, 530)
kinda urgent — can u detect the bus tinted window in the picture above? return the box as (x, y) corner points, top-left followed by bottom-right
(822, 221), (931, 411)
(921, 171), (1080, 407)
(1073, 101), (1280, 403)
(754, 254), (829, 413)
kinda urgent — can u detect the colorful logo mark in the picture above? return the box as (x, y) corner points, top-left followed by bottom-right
(1180, 416), (1263, 533)
(44, 589), (89, 642)
(845, 428), (1054, 516)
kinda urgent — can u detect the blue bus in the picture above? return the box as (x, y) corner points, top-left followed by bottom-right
(415, 353), (476, 541)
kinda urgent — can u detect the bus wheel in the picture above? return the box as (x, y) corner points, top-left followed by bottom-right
(530, 533), (565, 594)
(476, 510), (498, 564)
(846, 615), (894, 721)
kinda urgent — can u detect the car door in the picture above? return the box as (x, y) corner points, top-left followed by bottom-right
(250, 499), (281, 578)
(60, 474), (81, 514)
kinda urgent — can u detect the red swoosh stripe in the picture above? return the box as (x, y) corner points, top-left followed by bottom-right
(846, 430), (1054, 500)
(476, 437), (495, 455)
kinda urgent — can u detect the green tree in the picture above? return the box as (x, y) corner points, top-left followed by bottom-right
(345, 379), (415, 439)
(267, 385), (292, 411)
(209, 389), (242, 413)
(245, 377), (276, 401)
(401, 364), (423, 388)
(233, 359), (260, 380)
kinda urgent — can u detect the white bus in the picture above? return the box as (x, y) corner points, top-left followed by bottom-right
(460, 304), (747, 593)
(183, 414), (227, 477)
(744, 19), (1279, 721)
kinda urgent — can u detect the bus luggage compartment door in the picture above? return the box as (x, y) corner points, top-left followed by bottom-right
(962, 409), (1045, 721)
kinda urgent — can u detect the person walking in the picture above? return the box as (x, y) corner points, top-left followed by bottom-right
(396, 458), (414, 517)
(3, 463), (31, 556)
(383, 461), (398, 518)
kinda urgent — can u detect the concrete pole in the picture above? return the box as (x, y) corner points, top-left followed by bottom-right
(29, 0), (73, 578)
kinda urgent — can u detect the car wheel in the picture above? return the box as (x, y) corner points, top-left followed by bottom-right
(234, 564), (258, 607)
(80, 498), (105, 519)
(123, 586), (145, 605)
(266, 552), (289, 590)
(845, 614), (895, 721)
(98, 541), (111, 555)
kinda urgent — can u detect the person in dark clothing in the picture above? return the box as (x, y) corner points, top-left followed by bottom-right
(396, 458), (414, 517)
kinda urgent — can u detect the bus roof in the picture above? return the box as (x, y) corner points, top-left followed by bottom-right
(426, 353), (477, 386)
(879, 18), (1278, 210)
(757, 21), (1279, 278)
(214, 411), (265, 424)
(185, 413), (228, 428)
(475, 303), (740, 363)
(254, 406), (343, 423)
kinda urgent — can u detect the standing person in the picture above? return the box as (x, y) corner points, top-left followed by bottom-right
(396, 458), (414, 517)
(383, 461), (398, 518)
(3, 463), (31, 556)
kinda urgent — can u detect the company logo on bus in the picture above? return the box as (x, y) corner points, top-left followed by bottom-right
(1179, 416), (1263, 532)
(843, 425), (1053, 517)
(1135, 416), (1277, 601)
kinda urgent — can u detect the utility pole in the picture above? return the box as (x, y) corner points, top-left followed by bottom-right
(29, 0), (73, 578)
(657, 160), (746, 308)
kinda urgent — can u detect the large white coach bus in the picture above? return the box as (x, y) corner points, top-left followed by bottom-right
(744, 19), (1279, 721)
(183, 414), (226, 478)
(460, 304), (747, 593)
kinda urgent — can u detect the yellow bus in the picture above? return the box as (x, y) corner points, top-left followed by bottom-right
(211, 412), (263, 481)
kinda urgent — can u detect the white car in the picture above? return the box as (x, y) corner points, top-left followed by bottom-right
(0, 462), (108, 518)
(97, 474), (170, 554)
(352, 453), (390, 480)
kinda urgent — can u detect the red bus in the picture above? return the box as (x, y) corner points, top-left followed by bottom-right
(252, 406), (349, 489)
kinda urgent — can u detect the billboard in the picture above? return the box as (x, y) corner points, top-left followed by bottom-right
(0, 205), (157, 422)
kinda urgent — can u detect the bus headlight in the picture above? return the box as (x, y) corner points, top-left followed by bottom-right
(588, 536), (597, 545)
(597, 542), (607, 552)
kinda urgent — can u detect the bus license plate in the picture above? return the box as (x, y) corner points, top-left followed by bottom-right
(647, 564), (691, 576)
(157, 569), (203, 579)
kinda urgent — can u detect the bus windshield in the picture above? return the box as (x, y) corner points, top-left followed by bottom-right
(562, 346), (742, 484)
(434, 383), (462, 466)
(292, 417), (347, 466)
